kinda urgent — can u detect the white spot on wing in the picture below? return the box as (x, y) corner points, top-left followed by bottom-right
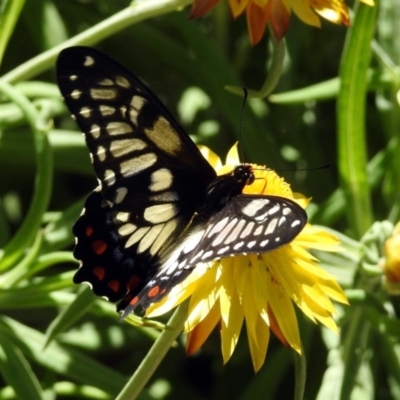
(233, 241), (244, 250)
(84, 56), (95, 66)
(80, 107), (91, 118)
(150, 219), (178, 255)
(125, 227), (150, 248)
(149, 168), (173, 192)
(202, 250), (214, 260)
(98, 78), (114, 86)
(254, 225), (264, 236)
(90, 124), (101, 138)
(247, 240), (256, 249)
(212, 218), (239, 246)
(70, 90), (82, 99)
(217, 246), (230, 255)
(144, 117), (182, 156)
(104, 169), (116, 186)
(224, 219), (246, 244)
(144, 204), (178, 223)
(90, 88), (117, 100)
(114, 187), (128, 204)
(109, 138), (146, 158)
(118, 223), (136, 236)
(239, 221), (255, 239)
(241, 200), (269, 217)
(120, 153), (157, 177)
(264, 218), (278, 235)
(131, 95), (146, 110)
(114, 211), (130, 223)
(97, 145), (106, 162)
(138, 224), (164, 253)
(207, 217), (229, 237)
(106, 122), (133, 135)
(116, 75), (130, 88)
(99, 105), (116, 116)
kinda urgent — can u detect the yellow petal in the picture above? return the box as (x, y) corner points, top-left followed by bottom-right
(246, 314), (270, 372)
(229, 0), (249, 18)
(220, 276), (244, 364)
(249, 255), (270, 325)
(185, 266), (221, 330)
(265, 268), (301, 352)
(186, 302), (220, 354)
(198, 144), (222, 170)
(225, 142), (240, 166)
(286, 0), (321, 27)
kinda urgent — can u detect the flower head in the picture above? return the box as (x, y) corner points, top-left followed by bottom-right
(190, 0), (375, 45)
(381, 222), (400, 294)
(146, 144), (347, 371)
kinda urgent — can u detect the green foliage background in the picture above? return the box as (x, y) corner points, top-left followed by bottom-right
(0, 0), (399, 399)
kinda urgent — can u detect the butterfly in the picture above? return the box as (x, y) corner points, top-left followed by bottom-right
(56, 47), (307, 317)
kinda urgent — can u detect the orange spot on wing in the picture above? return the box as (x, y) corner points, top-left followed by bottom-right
(108, 280), (120, 293)
(148, 286), (160, 298)
(92, 240), (107, 255)
(86, 226), (94, 236)
(129, 296), (139, 306)
(93, 266), (105, 280)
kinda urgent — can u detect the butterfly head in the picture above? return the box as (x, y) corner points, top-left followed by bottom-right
(233, 164), (255, 186)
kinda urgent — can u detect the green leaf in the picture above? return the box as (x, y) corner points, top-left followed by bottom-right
(0, 316), (127, 396)
(44, 286), (97, 348)
(0, 0), (25, 66)
(0, 333), (45, 400)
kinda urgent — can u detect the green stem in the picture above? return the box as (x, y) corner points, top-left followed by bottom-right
(116, 302), (188, 400)
(2, 0), (192, 84)
(225, 35), (286, 98)
(0, 79), (53, 271)
(294, 342), (306, 400)
(337, 0), (377, 238)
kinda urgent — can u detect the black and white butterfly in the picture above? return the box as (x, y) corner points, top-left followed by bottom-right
(56, 47), (307, 317)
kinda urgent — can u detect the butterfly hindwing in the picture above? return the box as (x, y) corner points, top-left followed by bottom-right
(119, 194), (307, 313)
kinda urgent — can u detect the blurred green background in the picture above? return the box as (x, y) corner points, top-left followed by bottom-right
(0, 0), (399, 399)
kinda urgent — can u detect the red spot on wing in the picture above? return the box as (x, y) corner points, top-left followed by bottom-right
(108, 280), (120, 293)
(148, 286), (160, 298)
(126, 275), (141, 291)
(92, 240), (107, 255)
(86, 226), (94, 236)
(129, 296), (139, 306)
(93, 266), (105, 280)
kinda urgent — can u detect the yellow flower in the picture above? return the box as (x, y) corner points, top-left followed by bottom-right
(381, 222), (400, 294)
(147, 145), (348, 371)
(190, 0), (375, 45)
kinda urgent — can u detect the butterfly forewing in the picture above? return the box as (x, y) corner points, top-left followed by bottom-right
(57, 47), (215, 304)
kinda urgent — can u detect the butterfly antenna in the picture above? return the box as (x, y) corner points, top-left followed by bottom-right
(252, 164), (331, 173)
(238, 88), (248, 164)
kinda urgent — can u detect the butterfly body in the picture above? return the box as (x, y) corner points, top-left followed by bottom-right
(57, 47), (307, 315)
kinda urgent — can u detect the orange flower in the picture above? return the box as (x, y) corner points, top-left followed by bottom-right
(190, 0), (375, 44)
(146, 145), (348, 371)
